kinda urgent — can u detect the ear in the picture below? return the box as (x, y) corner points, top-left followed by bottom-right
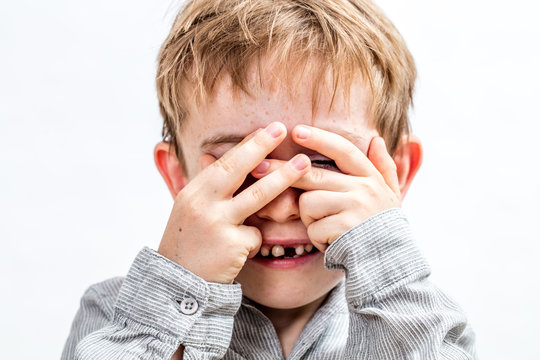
(154, 142), (188, 198)
(392, 135), (423, 199)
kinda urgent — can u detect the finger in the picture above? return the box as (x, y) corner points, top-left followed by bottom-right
(200, 129), (264, 171)
(306, 214), (351, 251)
(367, 137), (400, 196)
(204, 122), (286, 198)
(229, 154), (311, 223)
(298, 190), (346, 228)
(292, 125), (377, 177)
(237, 225), (262, 259)
(252, 158), (356, 191)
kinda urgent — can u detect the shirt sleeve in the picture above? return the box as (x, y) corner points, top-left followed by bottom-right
(63, 247), (243, 360)
(324, 208), (477, 360)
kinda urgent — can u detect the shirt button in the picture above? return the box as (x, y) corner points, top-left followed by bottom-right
(179, 297), (198, 315)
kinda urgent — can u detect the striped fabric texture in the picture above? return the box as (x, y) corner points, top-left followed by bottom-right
(61, 209), (476, 359)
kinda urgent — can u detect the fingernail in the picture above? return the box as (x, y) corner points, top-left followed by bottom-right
(295, 125), (311, 140)
(265, 122), (283, 138)
(292, 155), (309, 171)
(253, 160), (270, 173)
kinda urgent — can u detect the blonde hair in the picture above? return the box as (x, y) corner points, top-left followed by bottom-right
(156, 0), (416, 168)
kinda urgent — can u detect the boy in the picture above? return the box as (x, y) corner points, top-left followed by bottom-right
(62, 0), (476, 359)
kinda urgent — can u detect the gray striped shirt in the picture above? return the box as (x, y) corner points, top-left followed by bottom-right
(61, 209), (476, 359)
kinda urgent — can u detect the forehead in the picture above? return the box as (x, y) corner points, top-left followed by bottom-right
(183, 62), (375, 148)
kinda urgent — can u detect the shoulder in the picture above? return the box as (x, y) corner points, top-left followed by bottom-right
(79, 276), (125, 320)
(85, 276), (125, 297)
(61, 277), (126, 360)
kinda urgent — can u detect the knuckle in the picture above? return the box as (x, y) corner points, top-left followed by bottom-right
(298, 192), (310, 210)
(236, 226), (260, 248)
(362, 179), (378, 197)
(184, 199), (202, 217)
(306, 223), (316, 239)
(216, 155), (237, 175)
(247, 226), (262, 240)
(309, 168), (325, 184)
(231, 256), (247, 270)
(222, 227), (237, 241)
(350, 193), (364, 208)
(299, 197), (312, 226)
(248, 185), (267, 203)
(224, 229), (247, 249)
(300, 213), (311, 228)
(306, 223), (322, 244)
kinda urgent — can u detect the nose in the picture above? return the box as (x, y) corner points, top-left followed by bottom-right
(255, 187), (301, 223)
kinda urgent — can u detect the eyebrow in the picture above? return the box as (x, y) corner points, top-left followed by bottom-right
(199, 129), (366, 150)
(200, 134), (250, 150)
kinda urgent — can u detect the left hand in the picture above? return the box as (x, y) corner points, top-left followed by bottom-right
(251, 125), (402, 251)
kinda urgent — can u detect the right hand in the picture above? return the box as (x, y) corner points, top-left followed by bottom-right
(157, 122), (311, 284)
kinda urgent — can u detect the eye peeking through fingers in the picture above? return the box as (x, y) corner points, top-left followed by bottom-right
(310, 156), (340, 172)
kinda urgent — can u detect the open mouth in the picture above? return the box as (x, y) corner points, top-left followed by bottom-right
(256, 243), (319, 259)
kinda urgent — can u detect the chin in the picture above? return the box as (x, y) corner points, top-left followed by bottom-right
(235, 256), (344, 309)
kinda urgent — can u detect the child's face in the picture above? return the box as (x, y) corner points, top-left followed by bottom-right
(179, 63), (378, 309)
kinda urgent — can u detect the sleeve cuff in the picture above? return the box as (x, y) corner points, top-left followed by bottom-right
(324, 208), (430, 307)
(114, 247), (242, 351)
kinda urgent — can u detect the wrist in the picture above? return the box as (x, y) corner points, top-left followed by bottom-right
(324, 209), (430, 305)
(115, 248), (242, 353)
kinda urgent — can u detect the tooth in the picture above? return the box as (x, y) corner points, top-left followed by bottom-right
(305, 244), (313, 252)
(295, 245), (305, 255)
(271, 245), (285, 257)
(260, 246), (270, 257)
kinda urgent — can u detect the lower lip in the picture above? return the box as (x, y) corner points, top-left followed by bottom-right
(250, 251), (321, 269)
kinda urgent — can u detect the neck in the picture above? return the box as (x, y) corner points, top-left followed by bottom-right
(254, 294), (328, 358)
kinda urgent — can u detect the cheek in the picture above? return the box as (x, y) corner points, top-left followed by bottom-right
(182, 150), (206, 180)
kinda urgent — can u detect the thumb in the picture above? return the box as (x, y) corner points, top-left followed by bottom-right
(367, 137), (400, 196)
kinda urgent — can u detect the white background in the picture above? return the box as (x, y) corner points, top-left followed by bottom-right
(1, 1), (539, 359)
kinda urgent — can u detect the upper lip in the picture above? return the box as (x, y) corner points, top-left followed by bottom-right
(261, 239), (311, 247)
